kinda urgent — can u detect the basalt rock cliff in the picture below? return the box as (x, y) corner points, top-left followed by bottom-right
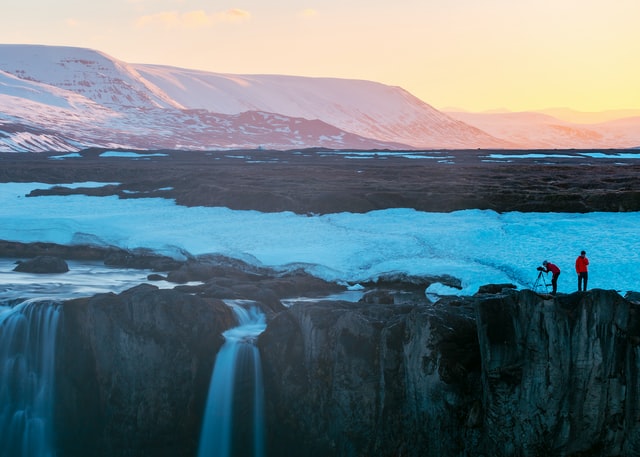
(258, 288), (640, 457)
(55, 284), (234, 457)
(476, 289), (640, 457)
(258, 296), (481, 457)
(49, 264), (640, 456)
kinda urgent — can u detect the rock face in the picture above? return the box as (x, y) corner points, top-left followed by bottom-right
(45, 259), (640, 457)
(55, 284), (236, 457)
(259, 289), (640, 457)
(258, 299), (482, 457)
(50, 254), (347, 457)
(476, 289), (640, 457)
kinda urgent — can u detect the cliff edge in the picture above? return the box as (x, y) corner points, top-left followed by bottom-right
(260, 288), (640, 457)
(44, 261), (640, 456)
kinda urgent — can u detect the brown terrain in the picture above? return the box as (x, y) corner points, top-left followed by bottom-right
(0, 147), (639, 214)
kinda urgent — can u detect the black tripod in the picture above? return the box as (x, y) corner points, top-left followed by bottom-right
(533, 270), (549, 293)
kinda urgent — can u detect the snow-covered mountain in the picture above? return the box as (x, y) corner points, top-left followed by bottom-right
(0, 44), (510, 152)
(132, 64), (509, 149)
(1, 44), (638, 152)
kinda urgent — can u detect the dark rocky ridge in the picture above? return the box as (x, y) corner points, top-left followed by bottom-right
(1, 148), (640, 214)
(0, 240), (183, 270)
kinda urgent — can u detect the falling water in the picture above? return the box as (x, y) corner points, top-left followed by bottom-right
(198, 302), (267, 457)
(0, 300), (61, 457)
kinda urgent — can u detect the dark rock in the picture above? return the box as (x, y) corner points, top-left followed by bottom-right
(13, 255), (69, 273)
(230, 284), (283, 311)
(475, 289), (640, 456)
(55, 285), (236, 457)
(0, 240), (108, 260)
(258, 299), (481, 457)
(0, 240), (184, 271)
(146, 273), (166, 281)
(164, 257), (271, 284)
(199, 283), (236, 299)
(626, 291), (640, 303)
(359, 289), (395, 304)
(259, 288), (640, 456)
(361, 272), (462, 291)
(158, 259), (348, 316)
(476, 283), (517, 294)
(166, 262), (222, 283)
(103, 249), (183, 271)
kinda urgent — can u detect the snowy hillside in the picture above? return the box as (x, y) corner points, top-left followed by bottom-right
(133, 65), (509, 149)
(0, 44), (638, 152)
(0, 44), (507, 152)
(0, 45), (181, 110)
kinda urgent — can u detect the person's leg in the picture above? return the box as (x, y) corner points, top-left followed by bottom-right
(579, 272), (587, 291)
(578, 274), (582, 291)
(552, 274), (558, 294)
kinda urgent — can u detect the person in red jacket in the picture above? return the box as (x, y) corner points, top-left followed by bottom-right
(575, 250), (589, 291)
(541, 260), (560, 295)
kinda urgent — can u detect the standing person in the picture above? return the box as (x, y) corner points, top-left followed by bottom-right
(575, 250), (589, 291)
(541, 260), (561, 295)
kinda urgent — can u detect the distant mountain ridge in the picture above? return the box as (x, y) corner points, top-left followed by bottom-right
(0, 44), (505, 152)
(444, 110), (640, 149)
(0, 44), (638, 152)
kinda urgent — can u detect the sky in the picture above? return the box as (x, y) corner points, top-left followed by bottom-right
(2, 177), (640, 297)
(2, 0), (639, 113)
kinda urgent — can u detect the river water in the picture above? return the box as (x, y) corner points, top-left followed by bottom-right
(0, 259), (179, 457)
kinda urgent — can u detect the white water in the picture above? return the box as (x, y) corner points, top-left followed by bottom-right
(0, 300), (60, 457)
(0, 259), (192, 457)
(198, 302), (267, 457)
(0, 258), (199, 302)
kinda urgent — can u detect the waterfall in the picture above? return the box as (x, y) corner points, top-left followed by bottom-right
(198, 302), (267, 457)
(0, 300), (61, 457)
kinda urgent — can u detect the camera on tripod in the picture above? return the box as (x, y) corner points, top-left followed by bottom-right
(533, 265), (550, 293)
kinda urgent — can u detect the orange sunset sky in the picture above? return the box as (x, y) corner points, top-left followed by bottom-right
(2, 0), (639, 114)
